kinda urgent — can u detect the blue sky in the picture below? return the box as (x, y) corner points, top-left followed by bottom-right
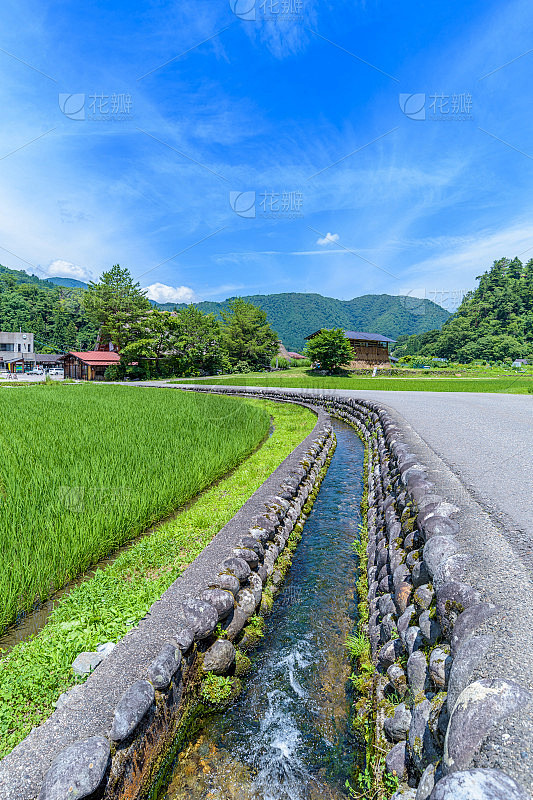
(1, 0), (532, 311)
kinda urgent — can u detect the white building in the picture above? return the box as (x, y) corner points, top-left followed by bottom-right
(0, 332), (35, 371)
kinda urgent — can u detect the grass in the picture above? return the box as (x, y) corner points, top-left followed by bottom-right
(0, 384), (272, 633)
(172, 367), (533, 393)
(0, 398), (315, 759)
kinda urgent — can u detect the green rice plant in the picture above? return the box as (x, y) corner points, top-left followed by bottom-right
(0, 385), (271, 632)
(176, 371), (533, 394)
(0, 398), (315, 758)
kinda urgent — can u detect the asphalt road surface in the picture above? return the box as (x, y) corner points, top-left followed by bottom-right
(340, 389), (533, 539)
(154, 384), (533, 544)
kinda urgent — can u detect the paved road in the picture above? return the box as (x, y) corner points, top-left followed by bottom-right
(143, 382), (533, 563)
(340, 390), (533, 539)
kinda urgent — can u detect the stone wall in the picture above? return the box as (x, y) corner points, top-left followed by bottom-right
(180, 387), (532, 800)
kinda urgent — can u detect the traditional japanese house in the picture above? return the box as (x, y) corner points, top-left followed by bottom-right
(305, 330), (396, 368)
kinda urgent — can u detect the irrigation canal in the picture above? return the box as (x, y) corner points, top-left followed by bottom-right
(158, 419), (365, 800)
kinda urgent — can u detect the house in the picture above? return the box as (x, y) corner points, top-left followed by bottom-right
(305, 329), (396, 368)
(0, 332), (35, 372)
(61, 351), (120, 381)
(277, 341), (292, 361)
(288, 351), (306, 360)
(512, 358), (528, 368)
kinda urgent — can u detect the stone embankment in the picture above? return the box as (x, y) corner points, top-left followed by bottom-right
(181, 387), (533, 800)
(0, 400), (334, 800)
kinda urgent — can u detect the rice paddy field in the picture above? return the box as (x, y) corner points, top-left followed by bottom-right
(0, 384), (270, 633)
(0, 396), (315, 758)
(174, 368), (533, 393)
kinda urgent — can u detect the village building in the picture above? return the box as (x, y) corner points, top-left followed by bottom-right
(305, 329), (396, 368)
(35, 353), (64, 369)
(0, 331), (35, 373)
(57, 327), (121, 381)
(274, 341), (289, 360)
(61, 351), (120, 381)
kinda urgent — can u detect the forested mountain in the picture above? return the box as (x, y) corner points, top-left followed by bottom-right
(46, 276), (89, 289)
(0, 266), (97, 351)
(161, 293), (450, 351)
(394, 257), (533, 362)
(0, 264), (450, 353)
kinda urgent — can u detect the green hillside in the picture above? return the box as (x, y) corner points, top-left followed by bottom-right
(394, 257), (533, 362)
(160, 293), (450, 352)
(0, 265), (97, 351)
(46, 276), (89, 289)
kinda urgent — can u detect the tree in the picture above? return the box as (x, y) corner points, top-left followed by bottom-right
(119, 306), (227, 378)
(119, 309), (177, 376)
(83, 265), (151, 351)
(171, 306), (227, 376)
(220, 298), (278, 370)
(304, 328), (354, 372)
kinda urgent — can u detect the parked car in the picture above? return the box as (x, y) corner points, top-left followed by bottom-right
(48, 368), (64, 376)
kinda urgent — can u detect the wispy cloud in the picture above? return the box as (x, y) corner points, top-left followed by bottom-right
(402, 220), (533, 290)
(216, 248), (351, 259)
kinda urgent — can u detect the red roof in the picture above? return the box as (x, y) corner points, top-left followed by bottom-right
(63, 351), (121, 366)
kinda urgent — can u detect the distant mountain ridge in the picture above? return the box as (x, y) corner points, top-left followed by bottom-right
(1, 265), (450, 353)
(155, 292), (451, 352)
(46, 276), (89, 289)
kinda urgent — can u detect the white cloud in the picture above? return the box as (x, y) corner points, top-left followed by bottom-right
(46, 259), (94, 281)
(316, 232), (340, 246)
(144, 282), (198, 304)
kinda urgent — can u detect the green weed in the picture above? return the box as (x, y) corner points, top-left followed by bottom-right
(201, 674), (232, 705)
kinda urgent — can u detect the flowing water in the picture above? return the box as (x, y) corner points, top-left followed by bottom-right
(160, 419), (364, 800)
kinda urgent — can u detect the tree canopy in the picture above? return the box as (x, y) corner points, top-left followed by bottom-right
(393, 257), (533, 362)
(220, 298), (279, 370)
(304, 328), (354, 372)
(83, 265), (152, 352)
